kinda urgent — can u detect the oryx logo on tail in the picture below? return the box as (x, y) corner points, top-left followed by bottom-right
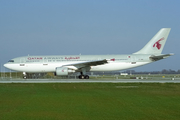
(153, 37), (164, 50)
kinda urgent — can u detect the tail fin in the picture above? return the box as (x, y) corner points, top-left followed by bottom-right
(134, 28), (171, 54)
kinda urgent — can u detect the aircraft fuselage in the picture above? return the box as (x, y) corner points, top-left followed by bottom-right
(4, 54), (151, 73)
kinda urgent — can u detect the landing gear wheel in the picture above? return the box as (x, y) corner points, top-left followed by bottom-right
(78, 75), (89, 79)
(78, 75), (85, 79)
(84, 75), (89, 79)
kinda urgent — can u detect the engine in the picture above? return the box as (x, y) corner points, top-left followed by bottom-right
(55, 67), (75, 76)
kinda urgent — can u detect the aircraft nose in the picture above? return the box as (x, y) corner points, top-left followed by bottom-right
(4, 63), (9, 69)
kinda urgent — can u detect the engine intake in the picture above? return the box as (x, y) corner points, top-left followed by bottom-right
(55, 67), (75, 76)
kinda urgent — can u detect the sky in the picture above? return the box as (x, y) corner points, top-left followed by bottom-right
(0, 0), (180, 72)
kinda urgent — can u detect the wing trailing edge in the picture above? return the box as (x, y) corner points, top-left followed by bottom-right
(63, 59), (108, 69)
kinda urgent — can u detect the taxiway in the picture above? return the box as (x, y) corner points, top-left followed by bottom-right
(1, 79), (180, 83)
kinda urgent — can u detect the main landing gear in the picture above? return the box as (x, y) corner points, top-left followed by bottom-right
(78, 72), (89, 79)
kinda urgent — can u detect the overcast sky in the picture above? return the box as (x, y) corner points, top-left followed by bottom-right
(0, 0), (179, 72)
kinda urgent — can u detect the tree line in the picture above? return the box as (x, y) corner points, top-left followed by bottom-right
(91, 69), (180, 75)
(123, 69), (180, 74)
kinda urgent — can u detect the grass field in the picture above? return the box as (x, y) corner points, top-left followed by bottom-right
(0, 83), (180, 120)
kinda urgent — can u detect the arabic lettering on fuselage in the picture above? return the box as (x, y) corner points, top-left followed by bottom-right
(65, 57), (80, 60)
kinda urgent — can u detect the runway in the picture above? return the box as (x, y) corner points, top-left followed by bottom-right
(1, 78), (180, 83)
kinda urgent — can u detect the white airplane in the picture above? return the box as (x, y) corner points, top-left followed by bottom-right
(4, 28), (173, 79)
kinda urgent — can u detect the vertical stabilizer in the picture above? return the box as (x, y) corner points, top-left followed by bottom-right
(134, 28), (171, 54)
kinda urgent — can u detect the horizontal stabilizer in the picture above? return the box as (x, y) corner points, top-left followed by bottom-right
(149, 53), (174, 61)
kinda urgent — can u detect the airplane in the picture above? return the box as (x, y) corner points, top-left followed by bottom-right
(4, 28), (173, 79)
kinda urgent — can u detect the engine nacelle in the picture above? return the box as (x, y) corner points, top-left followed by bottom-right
(55, 67), (75, 76)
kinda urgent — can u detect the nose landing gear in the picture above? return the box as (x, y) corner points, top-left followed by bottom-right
(23, 72), (27, 79)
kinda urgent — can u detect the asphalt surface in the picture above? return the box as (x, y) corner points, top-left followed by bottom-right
(1, 78), (180, 83)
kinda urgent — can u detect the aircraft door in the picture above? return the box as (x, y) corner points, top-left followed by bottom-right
(131, 56), (136, 64)
(20, 58), (25, 66)
(43, 58), (48, 72)
(43, 59), (48, 65)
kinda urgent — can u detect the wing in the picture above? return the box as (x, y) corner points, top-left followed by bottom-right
(150, 53), (174, 61)
(63, 59), (108, 69)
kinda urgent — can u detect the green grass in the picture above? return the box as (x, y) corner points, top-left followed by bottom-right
(0, 83), (180, 120)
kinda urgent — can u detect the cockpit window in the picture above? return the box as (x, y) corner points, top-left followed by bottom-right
(8, 60), (14, 62)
